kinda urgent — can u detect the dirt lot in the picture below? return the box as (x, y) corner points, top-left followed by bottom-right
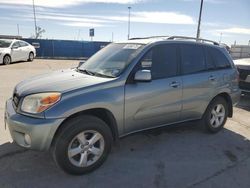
(0, 59), (250, 188)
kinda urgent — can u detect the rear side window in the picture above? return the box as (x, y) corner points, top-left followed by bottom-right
(180, 44), (206, 74)
(140, 44), (178, 79)
(205, 47), (216, 70)
(208, 47), (231, 69)
(19, 41), (29, 47)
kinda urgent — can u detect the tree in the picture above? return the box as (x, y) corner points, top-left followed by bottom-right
(35, 26), (45, 39)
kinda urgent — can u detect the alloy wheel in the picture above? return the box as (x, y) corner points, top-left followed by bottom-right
(68, 130), (105, 167)
(210, 104), (225, 128)
(3, 56), (11, 65)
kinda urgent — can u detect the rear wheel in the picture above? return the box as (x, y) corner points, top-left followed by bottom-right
(202, 97), (228, 133)
(28, 52), (34, 61)
(52, 115), (113, 175)
(3, 55), (11, 65)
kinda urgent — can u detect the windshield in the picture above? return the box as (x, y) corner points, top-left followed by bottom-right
(78, 43), (144, 78)
(0, 40), (12, 48)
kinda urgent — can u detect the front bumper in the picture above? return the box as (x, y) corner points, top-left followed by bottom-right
(238, 67), (250, 93)
(239, 80), (250, 93)
(5, 98), (64, 151)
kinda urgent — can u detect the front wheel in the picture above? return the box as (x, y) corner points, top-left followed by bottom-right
(3, 55), (11, 65)
(52, 115), (113, 175)
(202, 97), (228, 133)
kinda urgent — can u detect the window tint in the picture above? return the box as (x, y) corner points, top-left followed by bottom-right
(19, 41), (28, 47)
(205, 47), (216, 70)
(140, 44), (178, 79)
(209, 47), (230, 68)
(141, 50), (152, 68)
(180, 44), (206, 74)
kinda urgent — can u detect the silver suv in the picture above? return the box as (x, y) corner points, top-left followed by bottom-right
(5, 36), (240, 175)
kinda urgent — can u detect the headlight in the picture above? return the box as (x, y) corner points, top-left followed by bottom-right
(21, 92), (61, 114)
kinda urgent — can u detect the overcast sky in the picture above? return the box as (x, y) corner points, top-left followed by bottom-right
(0, 0), (249, 45)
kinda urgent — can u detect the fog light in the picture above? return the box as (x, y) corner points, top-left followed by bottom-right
(24, 134), (31, 146)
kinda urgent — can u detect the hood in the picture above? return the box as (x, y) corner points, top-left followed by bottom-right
(15, 69), (113, 97)
(234, 58), (250, 66)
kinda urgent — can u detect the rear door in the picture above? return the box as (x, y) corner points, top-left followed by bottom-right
(124, 44), (182, 133)
(180, 44), (218, 120)
(206, 46), (234, 93)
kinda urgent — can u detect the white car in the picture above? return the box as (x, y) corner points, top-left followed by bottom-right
(0, 39), (36, 65)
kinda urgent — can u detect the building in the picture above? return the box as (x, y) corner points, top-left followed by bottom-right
(230, 45), (250, 59)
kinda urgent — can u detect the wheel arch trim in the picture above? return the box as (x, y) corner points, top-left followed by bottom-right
(205, 92), (233, 118)
(50, 108), (119, 149)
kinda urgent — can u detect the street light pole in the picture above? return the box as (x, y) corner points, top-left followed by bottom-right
(196, 0), (203, 40)
(219, 32), (223, 44)
(32, 0), (37, 38)
(17, 24), (20, 36)
(128, 6), (131, 40)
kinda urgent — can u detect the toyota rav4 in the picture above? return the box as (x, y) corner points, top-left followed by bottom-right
(5, 36), (240, 175)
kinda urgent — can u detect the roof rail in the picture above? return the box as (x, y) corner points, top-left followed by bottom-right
(129, 36), (169, 40)
(168, 36), (219, 45)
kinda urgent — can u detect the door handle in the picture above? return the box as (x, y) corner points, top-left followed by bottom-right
(209, 75), (216, 81)
(170, 81), (180, 88)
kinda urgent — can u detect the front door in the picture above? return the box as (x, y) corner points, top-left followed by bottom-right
(124, 44), (182, 133)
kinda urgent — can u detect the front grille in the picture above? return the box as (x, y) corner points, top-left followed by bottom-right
(13, 93), (20, 108)
(239, 81), (250, 91)
(238, 68), (250, 81)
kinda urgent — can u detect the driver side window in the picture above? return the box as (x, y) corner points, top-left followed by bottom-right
(12, 42), (20, 48)
(140, 44), (178, 80)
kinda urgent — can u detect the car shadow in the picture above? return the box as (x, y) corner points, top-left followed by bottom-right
(0, 121), (250, 188)
(0, 60), (29, 66)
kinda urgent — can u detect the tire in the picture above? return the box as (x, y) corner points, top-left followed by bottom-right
(3, 55), (11, 65)
(202, 96), (228, 133)
(51, 115), (113, 175)
(28, 52), (34, 61)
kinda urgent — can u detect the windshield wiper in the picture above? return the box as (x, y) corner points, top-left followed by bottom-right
(76, 68), (94, 76)
(76, 68), (115, 78)
(91, 72), (116, 78)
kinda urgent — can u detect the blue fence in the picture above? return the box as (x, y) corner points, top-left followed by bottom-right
(23, 39), (110, 59)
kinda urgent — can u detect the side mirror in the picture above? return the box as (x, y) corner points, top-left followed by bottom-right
(134, 70), (151, 82)
(77, 61), (85, 67)
(11, 46), (18, 49)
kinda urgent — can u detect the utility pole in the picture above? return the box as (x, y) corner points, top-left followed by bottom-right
(111, 32), (114, 42)
(17, 24), (20, 36)
(196, 0), (203, 40)
(219, 32), (223, 44)
(128, 6), (131, 40)
(77, 29), (80, 40)
(32, 0), (37, 38)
